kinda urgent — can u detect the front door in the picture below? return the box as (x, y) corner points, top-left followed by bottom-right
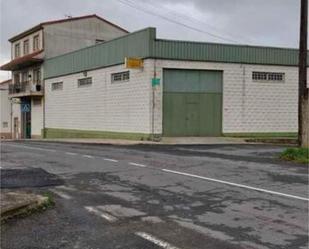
(185, 94), (200, 136)
(163, 69), (223, 136)
(21, 99), (31, 139)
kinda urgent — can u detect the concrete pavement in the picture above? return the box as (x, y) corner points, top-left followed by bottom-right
(0, 141), (308, 249)
(3, 136), (248, 145)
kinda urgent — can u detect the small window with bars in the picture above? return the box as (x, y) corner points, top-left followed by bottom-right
(252, 72), (285, 82)
(78, 77), (92, 87)
(111, 71), (130, 83)
(51, 82), (63, 91)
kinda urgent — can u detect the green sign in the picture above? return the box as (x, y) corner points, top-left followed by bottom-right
(152, 78), (160, 87)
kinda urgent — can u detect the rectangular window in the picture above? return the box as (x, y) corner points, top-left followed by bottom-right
(15, 43), (20, 58)
(2, 122), (8, 128)
(33, 69), (41, 84)
(23, 40), (29, 55)
(111, 71), (130, 83)
(33, 35), (39, 51)
(14, 73), (20, 84)
(252, 72), (285, 82)
(22, 71), (28, 83)
(78, 77), (92, 87)
(51, 82), (63, 91)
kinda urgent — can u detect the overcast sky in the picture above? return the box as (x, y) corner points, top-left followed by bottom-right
(0, 0), (303, 81)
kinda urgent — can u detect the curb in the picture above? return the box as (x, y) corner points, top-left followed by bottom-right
(1, 194), (51, 223)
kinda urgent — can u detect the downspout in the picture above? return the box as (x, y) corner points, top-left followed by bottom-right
(43, 85), (45, 138)
(241, 65), (246, 123)
(10, 98), (13, 139)
(42, 28), (46, 139)
(152, 59), (157, 141)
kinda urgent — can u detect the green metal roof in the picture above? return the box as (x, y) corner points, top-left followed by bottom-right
(44, 27), (305, 79)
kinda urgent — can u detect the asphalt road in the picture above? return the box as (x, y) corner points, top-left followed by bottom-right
(0, 141), (308, 249)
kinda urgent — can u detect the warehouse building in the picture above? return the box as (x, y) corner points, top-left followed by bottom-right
(43, 28), (304, 139)
(37, 28), (307, 139)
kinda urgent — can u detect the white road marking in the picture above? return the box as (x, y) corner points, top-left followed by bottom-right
(65, 152), (77, 156)
(84, 206), (117, 222)
(55, 185), (77, 191)
(129, 162), (147, 168)
(162, 169), (309, 202)
(104, 158), (118, 162)
(82, 154), (94, 158)
(50, 189), (72, 200)
(4, 143), (56, 152)
(135, 232), (181, 249)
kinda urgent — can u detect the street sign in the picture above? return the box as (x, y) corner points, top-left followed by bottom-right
(21, 103), (30, 113)
(125, 57), (143, 69)
(152, 78), (160, 87)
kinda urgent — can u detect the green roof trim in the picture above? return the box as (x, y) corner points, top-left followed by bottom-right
(44, 27), (306, 79)
(44, 28), (156, 79)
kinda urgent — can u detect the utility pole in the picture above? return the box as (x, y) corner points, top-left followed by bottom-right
(298, 0), (308, 147)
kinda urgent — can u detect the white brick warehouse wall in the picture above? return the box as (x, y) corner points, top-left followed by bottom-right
(45, 61), (154, 134)
(45, 58), (299, 136)
(152, 59), (299, 134)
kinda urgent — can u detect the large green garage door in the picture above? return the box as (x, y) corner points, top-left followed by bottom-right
(163, 69), (223, 136)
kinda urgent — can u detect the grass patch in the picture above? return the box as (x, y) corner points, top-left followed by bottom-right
(42, 192), (55, 208)
(1, 193), (55, 224)
(280, 147), (309, 164)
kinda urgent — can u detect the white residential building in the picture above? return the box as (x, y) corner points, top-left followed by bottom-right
(0, 14), (128, 139)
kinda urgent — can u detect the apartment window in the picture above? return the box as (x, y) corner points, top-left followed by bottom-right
(252, 72), (285, 82)
(15, 43), (20, 58)
(33, 69), (41, 84)
(23, 39), (29, 55)
(22, 71), (28, 83)
(33, 35), (39, 51)
(2, 122), (8, 128)
(14, 73), (20, 84)
(78, 77), (92, 87)
(51, 82), (63, 91)
(111, 71), (130, 83)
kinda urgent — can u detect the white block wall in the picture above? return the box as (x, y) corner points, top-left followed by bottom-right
(152, 59), (299, 134)
(31, 98), (43, 137)
(0, 83), (11, 135)
(45, 61), (153, 134)
(44, 58), (299, 136)
(11, 100), (21, 139)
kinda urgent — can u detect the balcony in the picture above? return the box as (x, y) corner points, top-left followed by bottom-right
(9, 82), (44, 98)
(0, 50), (44, 71)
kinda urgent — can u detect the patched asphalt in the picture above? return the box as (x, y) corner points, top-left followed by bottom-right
(1, 168), (63, 188)
(0, 141), (308, 249)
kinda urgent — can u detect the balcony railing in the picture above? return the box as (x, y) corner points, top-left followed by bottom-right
(9, 81), (44, 97)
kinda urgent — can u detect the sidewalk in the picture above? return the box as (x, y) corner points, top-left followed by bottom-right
(1, 191), (50, 222)
(3, 137), (248, 146)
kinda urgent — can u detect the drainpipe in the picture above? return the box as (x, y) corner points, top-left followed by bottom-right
(241, 65), (246, 123)
(42, 77), (46, 139)
(152, 59), (157, 141)
(10, 99), (13, 139)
